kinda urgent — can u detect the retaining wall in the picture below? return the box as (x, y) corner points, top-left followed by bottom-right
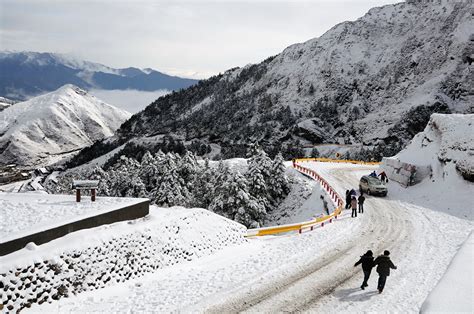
(0, 200), (150, 256)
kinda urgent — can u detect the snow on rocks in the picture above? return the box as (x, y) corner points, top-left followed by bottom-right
(0, 206), (246, 312)
(384, 113), (474, 220)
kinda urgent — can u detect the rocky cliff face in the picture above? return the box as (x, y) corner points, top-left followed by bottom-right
(77, 1), (474, 163)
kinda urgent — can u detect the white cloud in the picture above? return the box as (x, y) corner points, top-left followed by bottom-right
(89, 89), (170, 114)
(0, 0), (400, 78)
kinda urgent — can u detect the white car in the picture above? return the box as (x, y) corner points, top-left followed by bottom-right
(359, 175), (387, 196)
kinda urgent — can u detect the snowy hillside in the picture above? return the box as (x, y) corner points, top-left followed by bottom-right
(0, 205), (246, 313)
(397, 113), (474, 181)
(0, 96), (15, 112)
(386, 113), (474, 219)
(69, 0), (473, 165)
(0, 85), (131, 167)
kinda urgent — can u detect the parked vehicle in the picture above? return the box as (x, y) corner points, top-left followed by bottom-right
(359, 175), (387, 196)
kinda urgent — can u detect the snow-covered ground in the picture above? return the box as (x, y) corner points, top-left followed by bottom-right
(266, 166), (335, 226)
(27, 160), (472, 313)
(421, 231), (473, 313)
(0, 192), (146, 243)
(1, 206), (246, 312)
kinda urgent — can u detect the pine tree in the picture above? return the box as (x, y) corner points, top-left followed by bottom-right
(209, 170), (265, 227)
(89, 166), (111, 196)
(268, 153), (290, 204)
(139, 151), (158, 190)
(194, 158), (216, 208)
(311, 148), (320, 158)
(153, 153), (190, 207)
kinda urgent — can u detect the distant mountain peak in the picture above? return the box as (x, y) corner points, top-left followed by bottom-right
(0, 84), (131, 167)
(0, 51), (199, 100)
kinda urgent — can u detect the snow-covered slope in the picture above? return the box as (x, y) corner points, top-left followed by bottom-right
(0, 85), (131, 167)
(100, 0), (473, 162)
(397, 113), (474, 181)
(388, 113), (473, 220)
(0, 96), (15, 111)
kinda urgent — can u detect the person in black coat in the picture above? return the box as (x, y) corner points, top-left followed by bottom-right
(354, 250), (374, 289)
(373, 250), (397, 293)
(358, 193), (366, 213)
(345, 190), (351, 209)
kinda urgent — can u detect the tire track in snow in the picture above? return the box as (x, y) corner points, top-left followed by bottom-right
(204, 165), (412, 313)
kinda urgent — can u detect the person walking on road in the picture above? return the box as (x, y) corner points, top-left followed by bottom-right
(378, 171), (388, 183)
(354, 250), (374, 290)
(351, 196), (358, 218)
(320, 195), (330, 216)
(373, 250), (397, 293)
(345, 190), (351, 209)
(358, 193), (366, 213)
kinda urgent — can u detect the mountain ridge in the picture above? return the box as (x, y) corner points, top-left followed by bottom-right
(0, 84), (131, 167)
(63, 1), (474, 166)
(0, 52), (199, 100)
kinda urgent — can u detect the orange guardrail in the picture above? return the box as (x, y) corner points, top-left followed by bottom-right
(246, 161), (345, 237)
(293, 157), (381, 166)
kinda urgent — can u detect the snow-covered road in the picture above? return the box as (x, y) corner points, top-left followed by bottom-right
(35, 162), (472, 313)
(199, 162), (471, 313)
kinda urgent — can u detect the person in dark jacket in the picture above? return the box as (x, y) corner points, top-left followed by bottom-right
(358, 193), (365, 213)
(373, 250), (397, 293)
(354, 250), (374, 289)
(369, 171), (377, 177)
(345, 190), (351, 209)
(378, 171), (388, 183)
(320, 195), (330, 215)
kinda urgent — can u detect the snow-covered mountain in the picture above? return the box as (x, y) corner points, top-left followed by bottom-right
(0, 97), (15, 112)
(70, 0), (472, 164)
(0, 52), (198, 100)
(0, 85), (131, 167)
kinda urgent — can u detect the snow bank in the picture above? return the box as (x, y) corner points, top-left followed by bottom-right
(0, 192), (146, 242)
(382, 114), (474, 220)
(396, 113), (474, 181)
(421, 232), (473, 313)
(0, 206), (246, 312)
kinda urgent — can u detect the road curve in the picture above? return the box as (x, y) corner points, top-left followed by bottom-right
(204, 164), (413, 313)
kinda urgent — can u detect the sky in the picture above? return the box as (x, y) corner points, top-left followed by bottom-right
(1, 0), (400, 79)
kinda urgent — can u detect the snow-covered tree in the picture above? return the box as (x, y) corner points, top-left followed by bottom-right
(153, 153), (190, 207)
(139, 151), (158, 190)
(194, 158), (217, 208)
(89, 166), (111, 196)
(210, 170), (265, 228)
(268, 153), (290, 204)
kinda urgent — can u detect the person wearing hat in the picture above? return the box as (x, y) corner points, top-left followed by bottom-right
(373, 250), (398, 293)
(354, 250), (374, 289)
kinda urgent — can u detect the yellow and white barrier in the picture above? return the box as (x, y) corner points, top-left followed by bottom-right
(293, 157), (381, 166)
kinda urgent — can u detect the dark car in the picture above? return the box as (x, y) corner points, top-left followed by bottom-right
(359, 175), (387, 196)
